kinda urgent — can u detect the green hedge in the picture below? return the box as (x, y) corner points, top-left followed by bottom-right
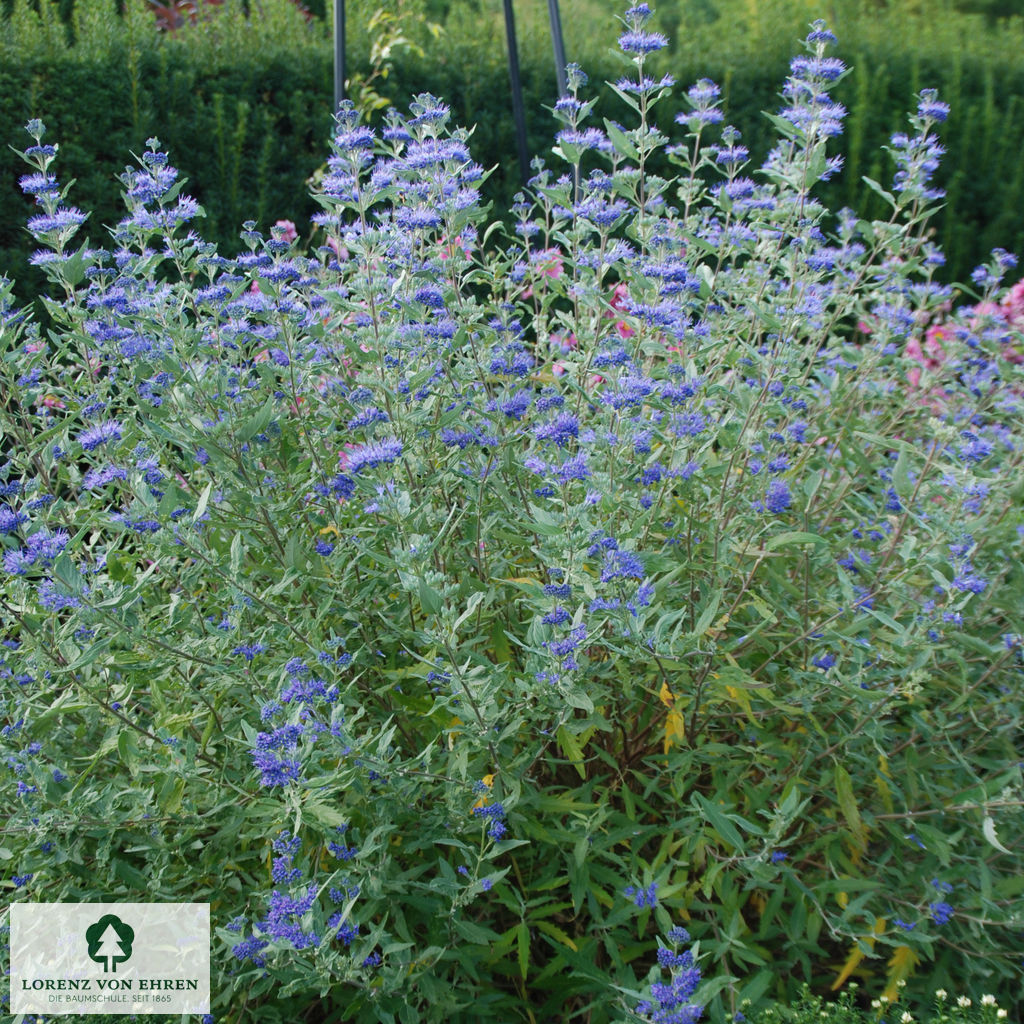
(2, 0), (1024, 302)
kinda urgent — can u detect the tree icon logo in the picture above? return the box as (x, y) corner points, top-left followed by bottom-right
(85, 914), (135, 973)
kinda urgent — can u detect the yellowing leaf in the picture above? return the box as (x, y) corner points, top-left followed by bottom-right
(557, 726), (588, 780)
(725, 685), (754, 721)
(447, 717), (461, 749)
(664, 707), (687, 753)
(875, 772), (894, 814)
(535, 920), (578, 951)
(319, 525), (340, 538)
(659, 682), (675, 708)
(882, 944), (920, 1003)
(481, 774), (494, 788)
(832, 917), (886, 990)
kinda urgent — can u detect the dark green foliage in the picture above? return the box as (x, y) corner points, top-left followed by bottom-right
(1, 0), (1023, 303)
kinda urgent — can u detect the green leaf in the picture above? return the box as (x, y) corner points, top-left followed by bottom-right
(117, 731), (140, 778)
(861, 175), (896, 207)
(193, 480), (213, 523)
(693, 588), (723, 636)
(892, 447), (913, 495)
(106, 550), (134, 583)
(302, 797), (347, 829)
(556, 725), (587, 780)
(236, 398), (275, 443)
(418, 578), (442, 616)
(693, 793), (746, 852)
(453, 918), (502, 945)
(835, 762), (866, 850)
(766, 531), (828, 551)
(516, 920), (529, 980)
(603, 118), (639, 160)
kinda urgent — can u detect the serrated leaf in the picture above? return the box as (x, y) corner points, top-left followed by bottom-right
(534, 920), (578, 951)
(831, 917), (885, 990)
(454, 918), (502, 945)
(982, 815), (1012, 855)
(882, 944), (921, 1003)
(516, 920), (529, 980)
(556, 725), (587, 780)
(663, 700), (686, 753)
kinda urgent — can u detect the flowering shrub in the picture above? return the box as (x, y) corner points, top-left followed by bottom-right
(2, 5), (1023, 1022)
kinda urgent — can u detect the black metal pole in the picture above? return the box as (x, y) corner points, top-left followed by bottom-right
(334, 0), (346, 110)
(547, 0), (568, 98)
(502, 0), (531, 185)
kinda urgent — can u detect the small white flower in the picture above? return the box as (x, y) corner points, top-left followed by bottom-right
(897, 979), (908, 989)
(957, 996), (972, 1008)
(871, 1000), (882, 1009)
(981, 995), (996, 1006)
(935, 989), (948, 1001)
(901, 1012), (914, 1023)
(997, 1009), (1008, 1019)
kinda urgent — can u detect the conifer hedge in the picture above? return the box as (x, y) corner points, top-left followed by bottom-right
(1, 0), (1023, 299)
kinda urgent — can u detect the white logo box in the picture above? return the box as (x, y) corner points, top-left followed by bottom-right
(10, 902), (209, 1015)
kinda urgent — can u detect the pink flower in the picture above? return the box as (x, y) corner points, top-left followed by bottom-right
(607, 283), (634, 338)
(338, 444), (359, 472)
(970, 299), (1005, 327)
(521, 248), (563, 299)
(1001, 277), (1024, 310)
(922, 324), (949, 366)
(534, 248), (564, 278)
(327, 236), (350, 261)
(906, 326), (947, 373)
(273, 219), (298, 243)
(1000, 277), (1024, 331)
(439, 234), (473, 261)
(904, 325), (950, 394)
(550, 331), (577, 353)
(970, 290), (1024, 364)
